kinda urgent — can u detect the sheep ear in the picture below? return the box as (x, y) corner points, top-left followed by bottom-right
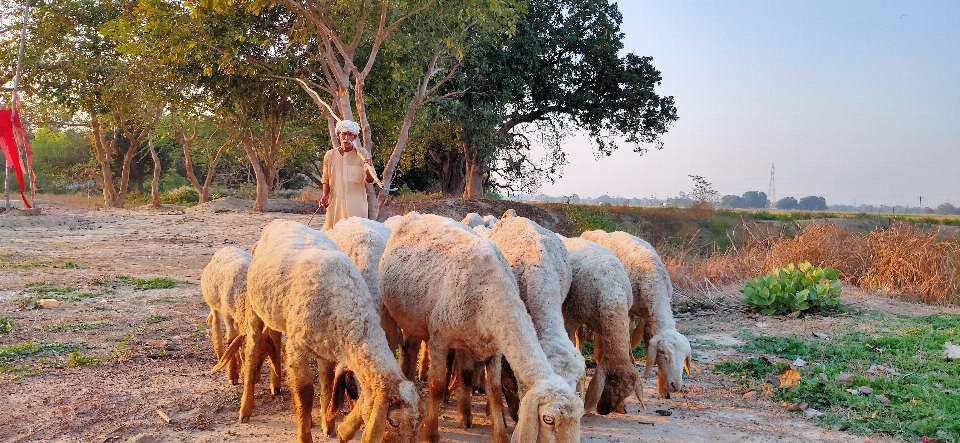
(360, 393), (389, 443)
(643, 339), (658, 378)
(685, 352), (695, 376)
(583, 366), (606, 413)
(211, 334), (244, 374)
(511, 384), (541, 443)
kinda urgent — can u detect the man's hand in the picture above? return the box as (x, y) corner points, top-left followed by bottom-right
(319, 193), (330, 208)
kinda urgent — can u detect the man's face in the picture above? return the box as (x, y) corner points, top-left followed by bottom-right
(339, 132), (357, 143)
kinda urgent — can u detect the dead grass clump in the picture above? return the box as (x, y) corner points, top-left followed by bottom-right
(860, 222), (960, 304)
(666, 220), (960, 306)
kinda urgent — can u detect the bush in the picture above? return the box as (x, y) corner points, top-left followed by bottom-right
(742, 262), (842, 315)
(160, 186), (199, 206)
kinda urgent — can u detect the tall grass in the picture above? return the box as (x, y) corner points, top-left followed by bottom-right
(667, 220), (960, 305)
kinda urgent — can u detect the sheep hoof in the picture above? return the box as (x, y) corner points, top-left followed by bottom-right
(230, 379), (239, 386)
(240, 416), (249, 424)
(665, 392), (671, 399)
(272, 387), (281, 395)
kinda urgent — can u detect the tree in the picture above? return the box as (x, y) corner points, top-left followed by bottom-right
(720, 195), (745, 209)
(776, 197), (799, 210)
(689, 175), (719, 211)
(936, 203), (957, 215)
(741, 191), (769, 209)
(798, 196), (827, 211)
(413, 0), (678, 198)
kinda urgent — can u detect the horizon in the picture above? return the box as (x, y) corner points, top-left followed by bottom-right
(531, 1), (960, 209)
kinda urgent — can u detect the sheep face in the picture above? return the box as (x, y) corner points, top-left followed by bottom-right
(595, 364), (640, 415)
(381, 380), (420, 443)
(649, 331), (692, 399)
(513, 376), (583, 443)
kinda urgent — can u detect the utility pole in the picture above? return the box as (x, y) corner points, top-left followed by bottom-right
(767, 163), (775, 208)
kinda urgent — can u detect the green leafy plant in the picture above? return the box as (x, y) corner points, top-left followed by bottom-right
(562, 203), (619, 234)
(145, 314), (168, 323)
(67, 350), (101, 367)
(113, 276), (183, 290)
(0, 317), (12, 334)
(741, 262), (842, 315)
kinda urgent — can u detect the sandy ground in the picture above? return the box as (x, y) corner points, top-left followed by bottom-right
(2, 198), (950, 443)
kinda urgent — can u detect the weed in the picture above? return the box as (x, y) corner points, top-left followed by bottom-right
(67, 350), (101, 367)
(580, 340), (597, 368)
(0, 317), (12, 334)
(716, 314), (960, 442)
(742, 262), (843, 315)
(24, 282), (75, 296)
(112, 335), (133, 362)
(715, 356), (787, 379)
(41, 322), (110, 333)
(113, 276), (184, 290)
(53, 261), (79, 269)
(145, 314), (168, 323)
(561, 203), (620, 235)
(0, 341), (82, 362)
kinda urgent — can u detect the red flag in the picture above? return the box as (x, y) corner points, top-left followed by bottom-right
(0, 109), (32, 209)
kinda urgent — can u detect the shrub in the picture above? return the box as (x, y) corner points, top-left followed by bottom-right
(742, 262), (842, 315)
(160, 186), (199, 206)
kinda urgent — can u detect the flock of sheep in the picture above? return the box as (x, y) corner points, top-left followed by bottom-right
(200, 210), (693, 443)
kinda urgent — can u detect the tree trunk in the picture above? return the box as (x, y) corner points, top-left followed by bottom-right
(241, 132), (270, 212)
(90, 119), (122, 208)
(149, 133), (161, 207)
(462, 145), (487, 200)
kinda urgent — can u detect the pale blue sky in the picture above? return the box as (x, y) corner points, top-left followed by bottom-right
(536, 0), (960, 207)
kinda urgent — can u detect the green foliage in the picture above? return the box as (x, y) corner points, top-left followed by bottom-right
(717, 314), (960, 442)
(742, 262), (843, 315)
(53, 261), (79, 269)
(41, 322), (110, 333)
(113, 276), (184, 290)
(0, 317), (13, 334)
(22, 282), (100, 302)
(160, 186), (200, 206)
(580, 340), (597, 368)
(67, 350), (101, 367)
(0, 341), (82, 362)
(561, 203), (619, 235)
(714, 356), (787, 379)
(146, 314), (169, 324)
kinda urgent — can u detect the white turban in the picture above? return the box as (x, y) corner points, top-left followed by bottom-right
(335, 120), (361, 135)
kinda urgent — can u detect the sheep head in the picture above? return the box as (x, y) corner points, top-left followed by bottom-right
(647, 330), (692, 399)
(595, 363), (641, 415)
(364, 380), (420, 443)
(512, 375), (583, 443)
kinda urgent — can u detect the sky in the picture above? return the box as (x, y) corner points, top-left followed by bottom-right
(534, 0), (960, 208)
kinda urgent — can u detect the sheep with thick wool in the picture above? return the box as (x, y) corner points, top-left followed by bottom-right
(240, 219), (419, 443)
(487, 216), (584, 392)
(380, 212), (583, 443)
(201, 247), (282, 392)
(580, 230), (693, 399)
(559, 236), (645, 414)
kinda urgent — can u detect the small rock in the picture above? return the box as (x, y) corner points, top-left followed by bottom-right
(875, 394), (890, 404)
(741, 391), (758, 402)
(857, 386), (874, 396)
(835, 373), (854, 385)
(817, 373), (829, 382)
(812, 332), (831, 340)
(792, 358), (807, 367)
(756, 322), (769, 328)
(654, 409), (672, 416)
(804, 407), (823, 418)
(945, 342), (960, 361)
(786, 402), (808, 411)
(38, 299), (59, 308)
(787, 311), (801, 319)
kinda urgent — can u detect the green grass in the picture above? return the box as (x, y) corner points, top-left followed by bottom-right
(112, 276), (186, 290)
(0, 317), (12, 334)
(145, 314), (168, 324)
(715, 314), (960, 442)
(53, 260), (79, 269)
(560, 203), (620, 235)
(41, 321), (110, 333)
(0, 341), (83, 362)
(21, 282), (100, 302)
(67, 350), (101, 367)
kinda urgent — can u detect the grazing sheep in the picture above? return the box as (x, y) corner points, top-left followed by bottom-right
(326, 216), (392, 305)
(240, 219), (419, 443)
(487, 216), (584, 392)
(461, 212), (485, 228)
(559, 236), (645, 414)
(380, 212), (583, 443)
(580, 230), (693, 399)
(482, 214), (499, 227)
(202, 247), (282, 392)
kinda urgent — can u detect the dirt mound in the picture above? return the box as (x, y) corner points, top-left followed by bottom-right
(188, 196), (318, 214)
(387, 198), (571, 235)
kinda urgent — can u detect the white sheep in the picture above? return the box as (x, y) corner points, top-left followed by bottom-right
(325, 216), (392, 305)
(201, 247), (282, 392)
(482, 214), (499, 227)
(487, 216), (584, 393)
(461, 212), (485, 227)
(380, 212), (583, 443)
(559, 236), (645, 414)
(239, 219), (419, 443)
(580, 230), (693, 399)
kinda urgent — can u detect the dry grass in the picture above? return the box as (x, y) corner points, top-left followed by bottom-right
(666, 220), (960, 305)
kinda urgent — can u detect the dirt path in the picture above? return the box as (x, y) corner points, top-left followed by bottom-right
(1, 200), (933, 442)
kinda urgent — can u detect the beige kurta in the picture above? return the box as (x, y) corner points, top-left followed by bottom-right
(321, 148), (369, 231)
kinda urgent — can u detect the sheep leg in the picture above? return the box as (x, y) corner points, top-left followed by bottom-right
(418, 341), (430, 382)
(454, 350), (474, 429)
(583, 365), (606, 413)
(239, 315), (266, 423)
(400, 336), (421, 381)
(222, 314), (241, 385)
(285, 340), (315, 443)
(266, 329), (283, 395)
(630, 318), (645, 355)
(500, 358), (521, 423)
(484, 354), (509, 443)
(422, 342), (450, 443)
(316, 358), (338, 436)
(336, 391), (368, 442)
(210, 309), (224, 359)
